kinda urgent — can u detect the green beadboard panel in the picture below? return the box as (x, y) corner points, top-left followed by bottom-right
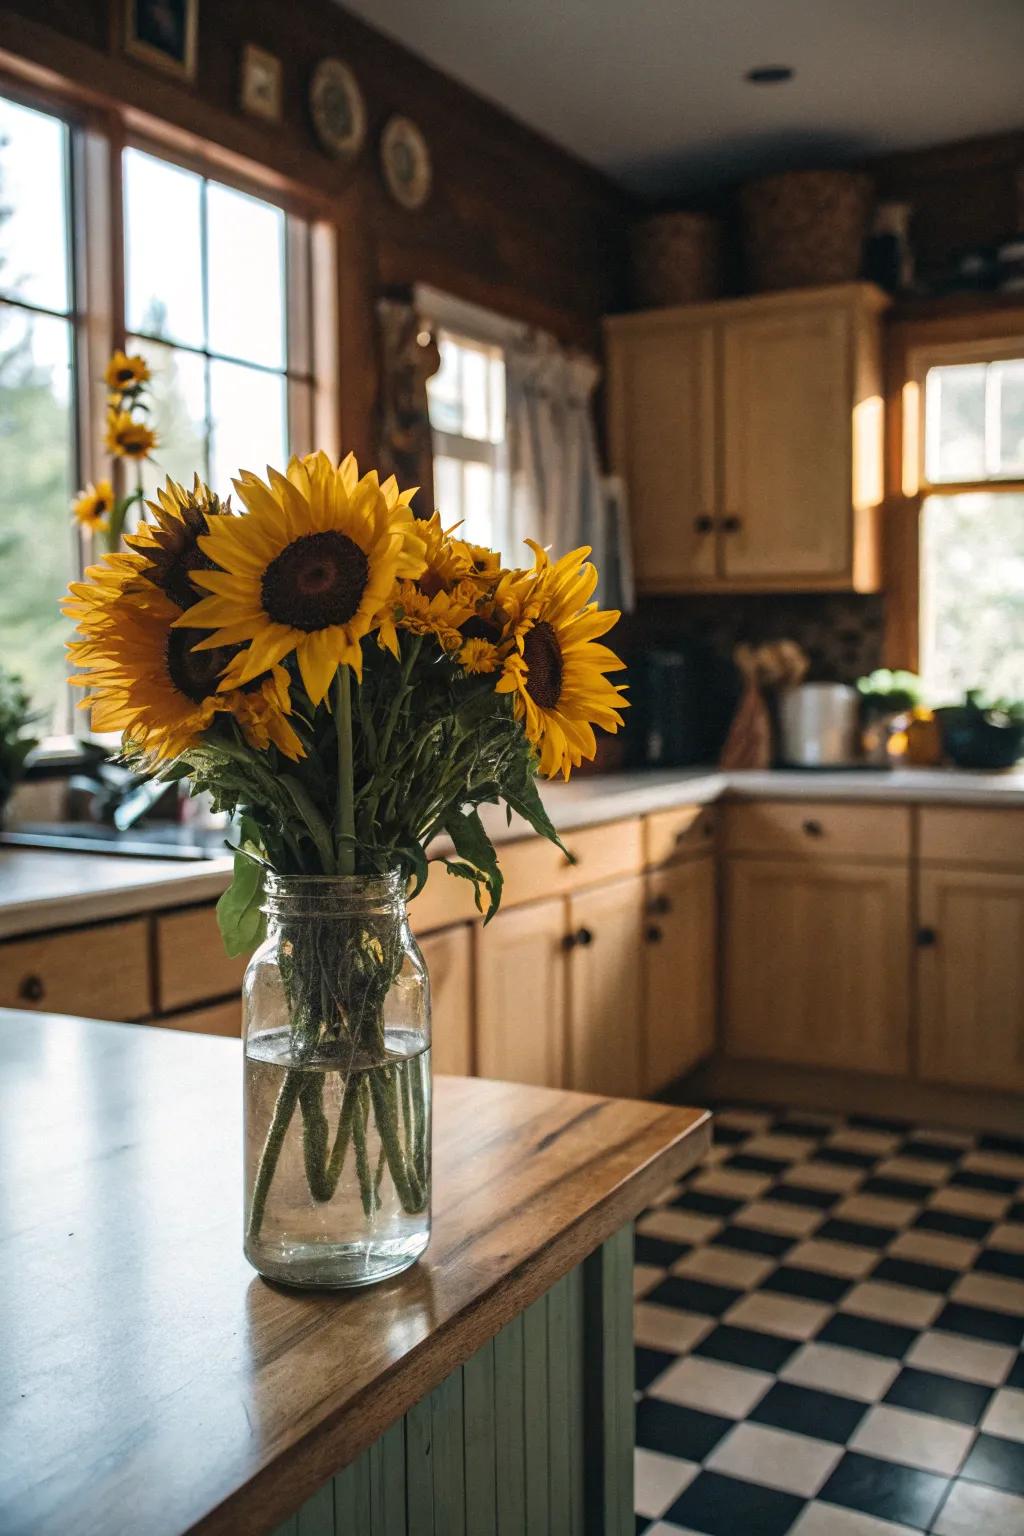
(271, 1226), (632, 1536)
(493, 1312), (527, 1536)
(462, 1339), (498, 1536)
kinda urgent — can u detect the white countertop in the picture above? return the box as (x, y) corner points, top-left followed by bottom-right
(2, 765), (1023, 940)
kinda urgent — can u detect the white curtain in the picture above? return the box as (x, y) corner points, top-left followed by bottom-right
(504, 335), (633, 609)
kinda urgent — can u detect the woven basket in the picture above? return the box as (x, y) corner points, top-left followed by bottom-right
(630, 212), (722, 308)
(739, 170), (873, 292)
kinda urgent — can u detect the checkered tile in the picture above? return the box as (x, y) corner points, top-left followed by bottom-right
(634, 1107), (1024, 1535)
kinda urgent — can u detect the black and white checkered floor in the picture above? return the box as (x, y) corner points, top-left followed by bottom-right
(633, 1106), (1024, 1536)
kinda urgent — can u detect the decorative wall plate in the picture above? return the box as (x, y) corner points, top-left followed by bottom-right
(309, 58), (366, 161)
(380, 116), (432, 211)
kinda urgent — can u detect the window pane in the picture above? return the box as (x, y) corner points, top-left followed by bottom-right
(427, 332), (506, 445)
(208, 358), (286, 497)
(127, 336), (207, 502)
(462, 459), (497, 548)
(925, 363), (986, 483)
(124, 148), (204, 347)
(427, 337), (463, 434)
(0, 304), (75, 733)
(995, 360), (1024, 477)
(0, 95), (70, 313)
(920, 492), (1024, 704)
(206, 182), (285, 368)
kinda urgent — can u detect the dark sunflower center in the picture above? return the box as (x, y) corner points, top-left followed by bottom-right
(419, 570), (444, 599)
(115, 368), (135, 384)
(523, 620), (563, 710)
(261, 531), (369, 631)
(165, 629), (231, 704)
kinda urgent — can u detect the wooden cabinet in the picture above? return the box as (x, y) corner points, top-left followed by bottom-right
(0, 918), (151, 1021)
(475, 897), (568, 1087)
(418, 924), (474, 1077)
(566, 876), (645, 1097)
(916, 867), (1024, 1093)
(605, 283), (886, 594)
(156, 905), (248, 1012)
(606, 319), (717, 587)
(643, 856), (716, 1093)
(724, 855), (910, 1075)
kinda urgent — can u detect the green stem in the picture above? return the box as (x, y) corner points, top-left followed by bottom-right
(247, 1069), (302, 1243)
(335, 667), (356, 876)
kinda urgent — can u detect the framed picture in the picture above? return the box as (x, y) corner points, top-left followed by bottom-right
(380, 116), (432, 211)
(123, 0), (198, 81)
(308, 58), (366, 162)
(239, 43), (282, 125)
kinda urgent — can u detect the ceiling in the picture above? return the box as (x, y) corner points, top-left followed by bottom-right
(340, 0), (1024, 200)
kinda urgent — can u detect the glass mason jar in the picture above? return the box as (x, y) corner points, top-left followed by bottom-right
(243, 872), (431, 1288)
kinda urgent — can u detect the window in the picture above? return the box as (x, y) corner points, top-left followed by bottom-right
(0, 81), (330, 741)
(427, 328), (508, 553)
(910, 343), (1024, 703)
(0, 95), (77, 734)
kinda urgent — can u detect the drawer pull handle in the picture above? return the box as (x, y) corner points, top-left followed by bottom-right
(650, 894), (672, 916)
(18, 973), (45, 1004)
(645, 924), (663, 944)
(722, 514), (742, 533)
(802, 819), (824, 838)
(917, 926), (938, 947)
(575, 926), (594, 948)
(693, 514), (714, 534)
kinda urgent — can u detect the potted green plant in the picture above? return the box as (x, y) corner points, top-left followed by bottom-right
(856, 669), (923, 765)
(0, 668), (40, 826)
(935, 691), (1024, 770)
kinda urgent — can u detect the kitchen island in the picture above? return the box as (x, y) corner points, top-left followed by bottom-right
(0, 1008), (709, 1536)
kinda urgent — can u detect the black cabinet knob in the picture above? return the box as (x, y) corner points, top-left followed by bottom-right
(650, 893), (672, 916)
(575, 927), (594, 947)
(693, 514), (714, 534)
(802, 819), (824, 837)
(722, 514), (742, 533)
(645, 925), (663, 944)
(917, 927), (938, 947)
(18, 973), (45, 1004)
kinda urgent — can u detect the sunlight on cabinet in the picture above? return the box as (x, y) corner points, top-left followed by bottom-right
(475, 897), (567, 1087)
(724, 857), (910, 1075)
(917, 867), (1024, 1093)
(418, 925), (473, 1077)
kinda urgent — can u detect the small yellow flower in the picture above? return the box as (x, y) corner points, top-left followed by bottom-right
(105, 350), (151, 392)
(71, 479), (115, 533)
(105, 410), (158, 460)
(458, 637), (501, 674)
(379, 578), (477, 655)
(455, 540), (503, 584)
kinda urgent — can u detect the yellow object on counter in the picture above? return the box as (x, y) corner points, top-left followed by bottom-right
(905, 708), (944, 766)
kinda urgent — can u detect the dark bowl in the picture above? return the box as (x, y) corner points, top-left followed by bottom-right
(934, 707), (1024, 770)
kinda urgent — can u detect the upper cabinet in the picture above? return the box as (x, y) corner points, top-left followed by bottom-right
(604, 283), (888, 593)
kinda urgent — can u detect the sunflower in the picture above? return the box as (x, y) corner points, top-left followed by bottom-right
(105, 350), (151, 393)
(458, 637), (501, 674)
(230, 667), (305, 761)
(495, 541), (627, 780)
(182, 451), (426, 702)
(417, 512), (475, 597)
(128, 475), (229, 609)
(380, 578), (478, 655)
(455, 539), (503, 585)
(71, 479), (115, 534)
(62, 549), (154, 630)
(67, 587), (232, 761)
(105, 409), (158, 460)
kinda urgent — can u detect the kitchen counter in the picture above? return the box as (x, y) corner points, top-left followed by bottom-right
(0, 1008), (709, 1536)
(2, 765), (1023, 939)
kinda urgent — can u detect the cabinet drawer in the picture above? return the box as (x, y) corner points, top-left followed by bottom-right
(0, 918), (151, 1020)
(155, 905), (247, 1012)
(157, 999), (243, 1037)
(645, 804), (717, 866)
(410, 862), (482, 935)
(499, 817), (643, 906)
(724, 800), (911, 861)
(919, 807), (1024, 869)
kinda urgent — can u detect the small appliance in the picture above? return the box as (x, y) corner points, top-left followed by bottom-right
(778, 682), (860, 767)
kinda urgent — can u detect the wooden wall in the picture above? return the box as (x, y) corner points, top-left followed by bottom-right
(0, 1), (634, 458)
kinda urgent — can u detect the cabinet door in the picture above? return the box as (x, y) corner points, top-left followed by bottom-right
(419, 924), (474, 1077)
(475, 897), (567, 1087)
(721, 304), (851, 579)
(643, 856), (716, 1092)
(724, 857), (909, 1074)
(567, 876), (645, 1097)
(917, 868), (1024, 1092)
(607, 322), (717, 587)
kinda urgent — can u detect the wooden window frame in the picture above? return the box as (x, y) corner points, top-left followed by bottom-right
(0, 60), (339, 748)
(883, 305), (1024, 670)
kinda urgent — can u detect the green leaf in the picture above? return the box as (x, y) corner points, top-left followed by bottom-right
(443, 806), (503, 921)
(216, 849), (267, 958)
(502, 774), (573, 862)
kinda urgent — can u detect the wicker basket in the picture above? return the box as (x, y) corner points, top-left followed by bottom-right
(739, 170), (873, 292)
(630, 212), (722, 308)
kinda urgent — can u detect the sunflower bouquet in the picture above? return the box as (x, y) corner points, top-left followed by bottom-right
(62, 450), (627, 1263)
(71, 350), (159, 552)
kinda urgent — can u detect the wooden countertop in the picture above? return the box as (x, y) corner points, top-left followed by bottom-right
(0, 1009), (709, 1536)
